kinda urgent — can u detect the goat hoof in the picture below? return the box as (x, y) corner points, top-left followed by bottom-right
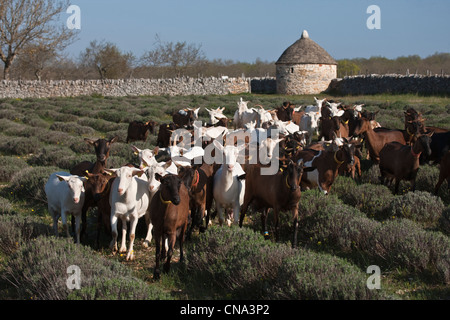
(142, 240), (150, 248)
(126, 251), (134, 261)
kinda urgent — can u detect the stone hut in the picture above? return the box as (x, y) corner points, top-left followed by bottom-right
(276, 30), (337, 95)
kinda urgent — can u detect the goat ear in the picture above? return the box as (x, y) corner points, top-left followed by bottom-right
(213, 139), (224, 152)
(84, 138), (95, 146)
(109, 136), (119, 144)
(132, 169), (145, 177)
(427, 131), (435, 137)
(131, 145), (140, 154)
(163, 160), (173, 170)
(56, 174), (69, 182)
(153, 146), (159, 155)
(104, 169), (117, 177)
(155, 173), (163, 181)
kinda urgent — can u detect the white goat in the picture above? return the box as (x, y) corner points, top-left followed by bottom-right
(212, 140), (246, 226)
(107, 166), (152, 261)
(45, 172), (86, 243)
(304, 97), (326, 113)
(132, 145), (159, 169)
(300, 111), (321, 144)
(205, 107), (226, 125)
(233, 98), (260, 129)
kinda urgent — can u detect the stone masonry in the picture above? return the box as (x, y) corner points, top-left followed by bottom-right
(276, 64), (337, 95)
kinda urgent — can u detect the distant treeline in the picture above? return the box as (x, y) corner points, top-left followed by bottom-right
(2, 40), (448, 81)
(337, 53), (450, 78)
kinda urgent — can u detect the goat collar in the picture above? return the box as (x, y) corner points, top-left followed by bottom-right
(159, 191), (172, 205)
(279, 168), (292, 189)
(334, 151), (344, 167)
(191, 170), (200, 189)
(285, 175), (291, 189)
(411, 147), (422, 158)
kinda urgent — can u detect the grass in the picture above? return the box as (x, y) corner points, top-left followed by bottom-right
(0, 93), (449, 300)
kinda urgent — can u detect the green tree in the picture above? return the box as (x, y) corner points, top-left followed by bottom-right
(337, 59), (361, 77)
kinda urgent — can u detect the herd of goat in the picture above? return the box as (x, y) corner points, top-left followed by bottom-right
(44, 97), (450, 279)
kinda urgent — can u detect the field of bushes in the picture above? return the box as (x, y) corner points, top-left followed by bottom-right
(0, 93), (449, 300)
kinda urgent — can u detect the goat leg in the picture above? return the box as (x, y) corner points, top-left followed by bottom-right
(292, 209), (299, 248)
(109, 214), (119, 253)
(154, 233), (161, 280)
(163, 234), (176, 273)
(394, 180), (400, 195)
(126, 216), (138, 261)
(261, 208), (269, 240)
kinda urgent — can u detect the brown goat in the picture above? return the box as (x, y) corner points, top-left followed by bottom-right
(156, 122), (177, 148)
(178, 163), (216, 238)
(126, 120), (157, 143)
(353, 117), (406, 163)
(172, 109), (195, 128)
(71, 137), (118, 175)
(292, 110), (305, 126)
(239, 160), (304, 247)
(379, 133), (433, 194)
(295, 140), (355, 195)
(84, 172), (115, 248)
(276, 102), (294, 121)
(70, 136), (118, 241)
(150, 173), (190, 279)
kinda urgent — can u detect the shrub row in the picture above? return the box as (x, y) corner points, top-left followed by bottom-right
(0, 197), (15, 215)
(0, 156), (28, 182)
(28, 146), (92, 170)
(8, 166), (61, 204)
(0, 214), (52, 255)
(332, 176), (446, 229)
(2, 236), (170, 300)
(185, 226), (387, 300)
(0, 136), (41, 156)
(299, 191), (450, 283)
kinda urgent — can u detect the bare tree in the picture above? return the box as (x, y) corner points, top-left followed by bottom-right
(14, 43), (58, 80)
(79, 40), (135, 79)
(0, 0), (77, 80)
(141, 34), (206, 77)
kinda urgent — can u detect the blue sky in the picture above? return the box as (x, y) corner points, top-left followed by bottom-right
(63, 0), (450, 62)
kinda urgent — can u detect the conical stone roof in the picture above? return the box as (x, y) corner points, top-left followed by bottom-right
(276, 30), (337, 65)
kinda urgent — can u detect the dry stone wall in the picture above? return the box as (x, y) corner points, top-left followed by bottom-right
(0, 74), (448, 99)
(0, 77), (260, 99)
(330, 74), (450, 95)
